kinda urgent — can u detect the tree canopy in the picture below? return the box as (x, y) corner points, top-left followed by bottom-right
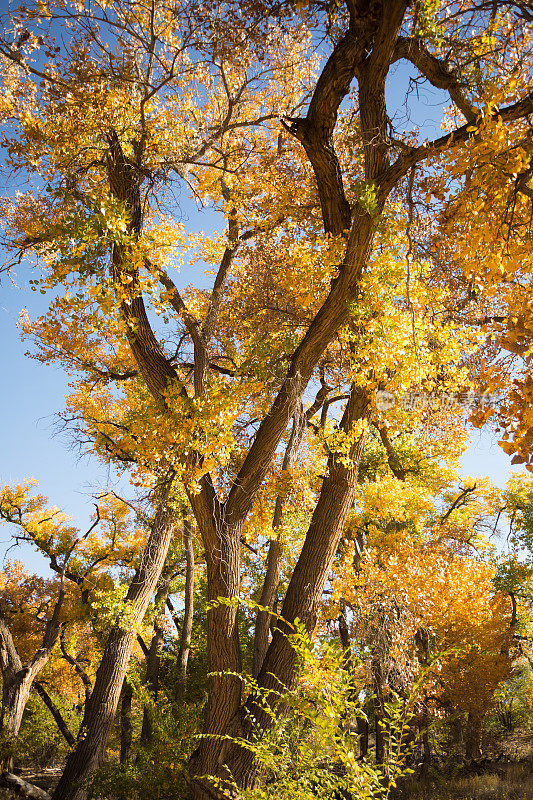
(0, 1), (532, 798)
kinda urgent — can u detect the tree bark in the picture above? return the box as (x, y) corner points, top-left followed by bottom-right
(252, 409), (303, 678)
(176, 515), (195, 701)
(190, 387), (369, 798)
(465, 711), (484, 762)
(119, 680), (133, 764)
(51, 496), (178, 800)
(1, 671), (34, 741)
(358, 712), (369, 759)
(140, 579), (170, 746)
(0, 584), (65, 769)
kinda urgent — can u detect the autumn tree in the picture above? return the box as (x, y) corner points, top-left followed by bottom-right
(0, 560), (66, 765)
(0, 0), (532, 797)
(0, 480), (186, 764)
(332, 466), (514, 766)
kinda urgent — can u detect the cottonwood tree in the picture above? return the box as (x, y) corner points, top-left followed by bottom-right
(0, 561), (66, 766)
(333, 467), (514, 766)
(0, 0), (532, 797)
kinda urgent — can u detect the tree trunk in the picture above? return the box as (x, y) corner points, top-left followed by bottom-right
(0, 588), (65, 770)
(465, 711), (484, 762)
(2, 671), (33, 738)
(1, 672), (34, 771)
(252, 411), (304, 678)
(189, 388), (369, 799)
(140, 580), (169, 746)
(187, 515), (243, 784)
(358, 712), (369, 759)
(252, 536), (282, 679)
(120, 681), (133, 764)
(51, 498), (177, 800)
(176, 515), (194, 701)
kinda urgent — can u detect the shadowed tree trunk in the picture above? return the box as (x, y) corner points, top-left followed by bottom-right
(176, 514), (195, 701)
(253, 407), (304, 678)
(465, 711), (484, 762)
(120, 680), (133, 764)
(140, 578), (170, 746)
(358, 710), (369, 759)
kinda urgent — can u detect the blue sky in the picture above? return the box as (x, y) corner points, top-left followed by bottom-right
(0, 30), (521, 572)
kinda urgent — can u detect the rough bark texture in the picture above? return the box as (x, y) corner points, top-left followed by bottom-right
(194, 387), (370, 797)
(51, 500), (177, 800)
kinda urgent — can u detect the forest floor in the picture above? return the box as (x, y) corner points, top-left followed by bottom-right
(1, 729), (533, 799)
(397, 726), (533, 800)
(398, 761), (533, 799)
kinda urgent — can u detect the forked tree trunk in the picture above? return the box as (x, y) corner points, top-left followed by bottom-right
(0, 585), (65, 770)
(51, 498), (177, 800)
(189, 388), (369, 799)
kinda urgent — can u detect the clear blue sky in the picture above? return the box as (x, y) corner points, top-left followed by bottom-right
(0, 39), (521, 572)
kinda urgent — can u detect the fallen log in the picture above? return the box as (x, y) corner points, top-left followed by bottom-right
(0, 772), (51, 800)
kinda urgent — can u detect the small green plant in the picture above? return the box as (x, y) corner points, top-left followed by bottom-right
(14, 693), (81, 770)
(86, 670), (201, 800)
(200, 618), (416, 800)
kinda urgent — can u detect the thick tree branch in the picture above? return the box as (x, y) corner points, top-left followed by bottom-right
(60, 629), (93, 706)
(224, 203), (376, 526)
(393, 37), (479, 123)
(377, 425), (407, 480)
(33, 681), (76, 747)
(379, 91), (533, 198)
(282, 13), (370, 235)
(358, 0), (409, 181)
